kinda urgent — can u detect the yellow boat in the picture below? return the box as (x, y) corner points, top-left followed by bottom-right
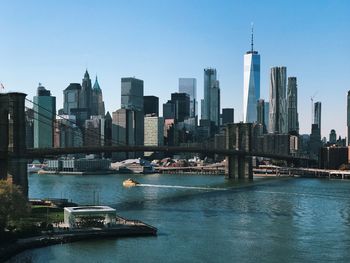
(123, 178), (140, 187)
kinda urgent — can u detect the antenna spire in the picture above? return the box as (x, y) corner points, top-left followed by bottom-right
(251, 22), (254, 52)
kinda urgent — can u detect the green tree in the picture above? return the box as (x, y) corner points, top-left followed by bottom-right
(0, 180), (29, 231)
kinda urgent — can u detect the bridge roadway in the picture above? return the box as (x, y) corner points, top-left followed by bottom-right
(20, 145), (312, 162)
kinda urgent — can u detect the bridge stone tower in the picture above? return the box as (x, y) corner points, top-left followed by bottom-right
(225, 123), (253, 179)
(0, 92), (28, 196)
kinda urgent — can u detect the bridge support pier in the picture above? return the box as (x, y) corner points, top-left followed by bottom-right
(0, 92), (28, 196)
(225, 123), (253, 180)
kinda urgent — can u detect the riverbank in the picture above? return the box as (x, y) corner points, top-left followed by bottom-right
(0, 221), (157, 262)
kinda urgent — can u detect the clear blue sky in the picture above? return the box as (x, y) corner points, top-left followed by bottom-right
(0, 0), (349, 138)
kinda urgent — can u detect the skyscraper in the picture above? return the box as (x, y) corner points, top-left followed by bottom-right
(91, 76), (105, 116)
(243, 26), (260, 123)
(222, 108), (234, 125)
(347, 91), (350, 145)
(171, 93), (190, 123)
(287, 77), (299, 134)
(201, 68), (217, 120)
(269, 66), (287, 134)
(144, 95), (159, 116)
(63, 83), (81, 115)
(121, 77), (144, 111)
(33, 84), (56, 148)
(210, 80), (220, 127)
(257, 99), (265, 131)
(179, 78), (197, 119)
(80, 70), (93, 117)
(314, 101), (322, 134)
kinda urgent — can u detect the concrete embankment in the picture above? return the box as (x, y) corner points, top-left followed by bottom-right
(0, 225), (157, 262)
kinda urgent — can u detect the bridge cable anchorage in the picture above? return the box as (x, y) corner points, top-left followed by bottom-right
(25, 98), (126, 146)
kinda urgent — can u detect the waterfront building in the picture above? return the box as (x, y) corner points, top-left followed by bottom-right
(47, 158), (111, 173)
(243, 26), (260, 123)
(144, 116), (164, 156)
(33, 84), (56, 148)
(121, 77), (144, 111)
(347, 91), (350, 145)
(222, 108), (234, 125)
(269, 66), (287, 134)
(64, 206), (116, 229)
(314, 101), (322, 135)
(310, 123), (321, 159)
(287, 77), (299, 134)
(202, 68), (220, 127)
(144, 95), (159, 116)
(179, 78), (197, 119)
(91, 76), (105, 116)
(320, 146), (350, 169)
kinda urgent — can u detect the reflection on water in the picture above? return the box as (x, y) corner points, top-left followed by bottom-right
(8, 174), (350, 263)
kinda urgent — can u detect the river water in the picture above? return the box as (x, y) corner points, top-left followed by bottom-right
(8, 173), (350, 262)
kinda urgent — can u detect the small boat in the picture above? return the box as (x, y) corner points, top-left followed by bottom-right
(123, 178), (140, 187)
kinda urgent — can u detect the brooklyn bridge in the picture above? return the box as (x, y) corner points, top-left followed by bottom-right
(0, 92), (315, 197)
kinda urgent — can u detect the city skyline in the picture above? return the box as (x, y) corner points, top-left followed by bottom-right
(0, 1), (349, 138)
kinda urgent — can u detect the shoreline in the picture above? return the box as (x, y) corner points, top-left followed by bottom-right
(0, 224), (157, 262)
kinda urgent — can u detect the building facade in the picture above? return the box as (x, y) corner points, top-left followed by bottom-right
(121, 77), (144, 111)
(144, 95), (159, 116)
(269, 66), (287, 134)
(243, 31), (260, 123)
(144, 116), (164, 156)
(33, 84), (56, 148)
(287, 77), (299, 134)
(203, 68), (220, 127)
(179, 78), (197, 119)
(222, 108), (234, 125)
(314, 101), (322, 135)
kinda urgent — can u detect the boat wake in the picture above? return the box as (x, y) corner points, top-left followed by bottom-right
(137, 184), (227, 191)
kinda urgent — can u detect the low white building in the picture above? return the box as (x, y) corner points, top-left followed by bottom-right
(64, 206), (116, 228)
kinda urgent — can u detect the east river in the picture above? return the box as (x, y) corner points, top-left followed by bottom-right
(8, 173), (350, 262)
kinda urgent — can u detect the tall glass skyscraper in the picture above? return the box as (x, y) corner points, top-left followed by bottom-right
(179, 78), (197, 119)
(287, 77), (299, 134)
(33, 84), (56, 148)
(269, 66), (287, 134)
(243, 27), (260, 123)
(202, 68), (220, 127)
(314, 101), (322, 135)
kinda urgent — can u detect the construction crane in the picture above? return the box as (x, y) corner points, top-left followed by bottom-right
(311, 91), (318, 124)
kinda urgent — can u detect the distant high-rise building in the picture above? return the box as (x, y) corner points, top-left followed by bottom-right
(179, 78), (197, 119)
(144, 96), (159, 116)
(329, 129), (337, 144)
(163, 100), (175, 119)
(347, 91), (350, 145)
(33, 84), (56, 148)
(314, 101), (321, 135)
(287, 77), (299, 134)
(80, 70), (93, 117)
(210, 80), (220, 127)
(257, 99), (265, 132)
(203, 68), (220, 127)
(63, 83), (81, 115)
(25, 108), (34, 148)
(91, 76), (105, 116)
(264, 102), (269, 133)
(243, 25), (260, 123)
(269, 66), (287, 134)
(112, 108), (144, 159)
(84, 116), (105, 147)
(121, 77), (144, 111)
(170, 93), (190, 122)
(222, 108), (234, 125)
(144, 116), (164, 156)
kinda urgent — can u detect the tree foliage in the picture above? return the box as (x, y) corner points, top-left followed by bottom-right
(0, 180), (29, 231)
